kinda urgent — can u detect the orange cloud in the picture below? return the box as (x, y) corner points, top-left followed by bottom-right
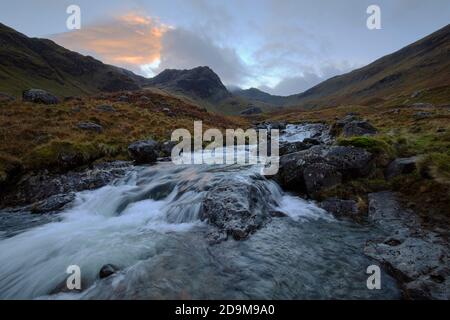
(51, 13), (171, 75)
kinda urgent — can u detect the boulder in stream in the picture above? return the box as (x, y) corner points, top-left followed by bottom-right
(201, 177), (276, 242)
(128, 140), (159, 164)
(275, 145), (373, 196)
(99, 264), (120, 279)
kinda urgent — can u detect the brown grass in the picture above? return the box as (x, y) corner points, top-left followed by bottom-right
(0, 89), (249, 180)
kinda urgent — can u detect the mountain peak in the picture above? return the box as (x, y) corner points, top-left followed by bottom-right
(147, 66), (231, 101)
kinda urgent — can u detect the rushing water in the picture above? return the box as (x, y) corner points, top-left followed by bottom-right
(0, 125), (401, 299)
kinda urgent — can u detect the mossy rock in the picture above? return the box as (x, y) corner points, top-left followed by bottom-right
(27, 140), (104, 172)
(338, 136), (394, 156)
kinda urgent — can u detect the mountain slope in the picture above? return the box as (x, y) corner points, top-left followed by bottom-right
(0, 23), (146, 97)
(232, 87), (287, 106)
(146, 66), (280, 115)
(147, 66), (231, 102)
(286, 24), (450, 108)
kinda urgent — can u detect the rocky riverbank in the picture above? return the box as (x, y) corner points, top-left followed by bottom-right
(0, 117), (448, 299)
(260, 117), (449, 299)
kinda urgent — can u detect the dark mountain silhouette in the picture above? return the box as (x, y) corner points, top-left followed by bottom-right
(147, 66), (231, 102)
(1, 22), (449, 111)
(0, 23), (146, 97)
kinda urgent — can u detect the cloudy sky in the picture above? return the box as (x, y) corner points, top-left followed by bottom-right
(1, 0), (449, 95)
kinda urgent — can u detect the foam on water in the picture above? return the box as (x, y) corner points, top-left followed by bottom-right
(0, 126), (400, 299)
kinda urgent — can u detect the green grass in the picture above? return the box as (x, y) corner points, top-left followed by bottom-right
(337, 136), (395, 156)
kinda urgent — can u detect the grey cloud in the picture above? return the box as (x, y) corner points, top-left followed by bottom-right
(258, 62), (356, 96)
(156, 28), (250, 85)
(259, 73), (321, 96)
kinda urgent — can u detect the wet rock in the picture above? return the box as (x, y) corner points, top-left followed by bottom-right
(95, 104), (116, 112)
(270, 210), (287, 217)
(255, 121), (287, 130)
(364, 192), (450, 300)
(99, 264), (119, 279)
(128, 139), (159, 164)
(279, 141), (310, 156)
(159, 141), (177, 158)
(324, 146), (374, 178)
(303, 163), (342, 195)
(201, 177), (275, 242)
(342, 120), (378, 137)
(366, 191), (420, 233)
(240, 106), (262, 115)
(22, 89), (59, 104)
(365, 237), (446, 282)
(275, 145), (325, 190)
(385, 156), (419, 179)
(319, 198), (358, 217)
(77, 121), (103, 133)
(268, 121), (287, 130)
(31, 193), (75, 213)
(206, 230), (228, 245)
(275, 145), (373, 196)
(0, 161), (131, 208)
(404, 269), (450, 300)
(303, 138), (320, 145)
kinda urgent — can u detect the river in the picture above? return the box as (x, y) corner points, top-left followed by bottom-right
(0, 125), (401, 299)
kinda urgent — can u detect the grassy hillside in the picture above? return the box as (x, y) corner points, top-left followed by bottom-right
(142, 85), (278, 115)
(0, 89), (248, 185)
(265, 101), (450, 224)
(0, 23), (146, 97)
(284, 24), (450, 109)
(232, 88), (288, 106)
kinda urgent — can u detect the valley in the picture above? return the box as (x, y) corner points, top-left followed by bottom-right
(0, 21), (449, 300)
